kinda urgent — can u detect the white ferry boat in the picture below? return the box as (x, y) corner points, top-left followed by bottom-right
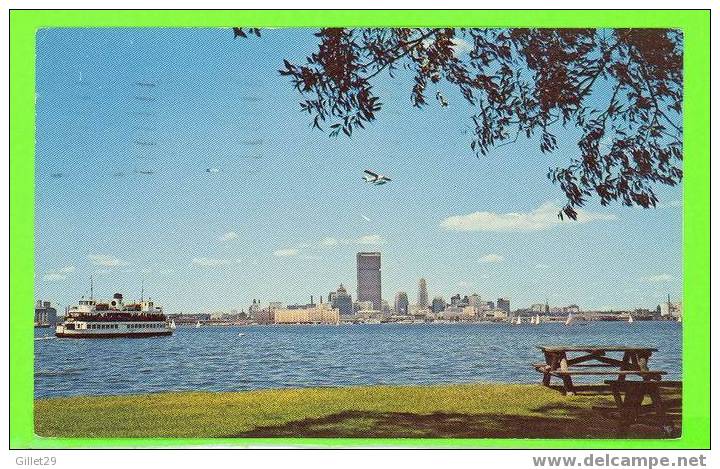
(55, 292), (172, 339)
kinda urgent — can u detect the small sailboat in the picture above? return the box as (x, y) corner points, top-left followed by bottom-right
(169, 319), (177, 330)
(534, 314), (540, 325)
(195, 320), (201, 328)
(628, 314), (634, 324)
(677, 315), (682, 323)
(514, 316), (522, 325)
(565, 313), (573, 326)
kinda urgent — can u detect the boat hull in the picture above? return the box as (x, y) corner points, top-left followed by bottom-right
(56, 330), (172, 339)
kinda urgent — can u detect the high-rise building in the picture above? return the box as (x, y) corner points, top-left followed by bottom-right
(331, 283), (354, 317)
(34, 300), (57, 327)
(417, 278), (428, 308)
(431, 296), (446, 315)
(497, 298), (510, 314)
(357, 252), (382, 310)
(394, 291), (409, 315)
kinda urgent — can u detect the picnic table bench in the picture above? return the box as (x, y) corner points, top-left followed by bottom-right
(534, 346), (666, 395)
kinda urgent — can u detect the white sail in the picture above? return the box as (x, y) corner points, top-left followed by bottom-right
(565, 313), (573, 326)
(170, 319), (176, 330)
(535, 314), (540, 325)
(195, 320), (201, 328)
(628, 314), (634, 323)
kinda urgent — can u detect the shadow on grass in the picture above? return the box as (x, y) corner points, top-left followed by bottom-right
(228, 384), (682, 439)
(229, 408), (680, 439)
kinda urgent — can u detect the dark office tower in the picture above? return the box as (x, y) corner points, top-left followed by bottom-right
(417, 278), (429, 308)
(497, 298), (510, 314)
(394, 291), (409, 315)
(332, 284), (354, 316)
(431, 296), (446, 315)
(357, 252), (382, 311)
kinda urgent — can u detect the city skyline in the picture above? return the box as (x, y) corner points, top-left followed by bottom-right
(35, 28), (682, 312)
(43, 250), (681, 315)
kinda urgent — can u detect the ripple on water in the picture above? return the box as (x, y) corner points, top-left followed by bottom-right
(34, 322), (682, 398)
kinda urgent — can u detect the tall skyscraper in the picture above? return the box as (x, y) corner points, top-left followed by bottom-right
(394, 291), (409, 315)
(357, 252), (382, 311)
(417, 278), (428, 308)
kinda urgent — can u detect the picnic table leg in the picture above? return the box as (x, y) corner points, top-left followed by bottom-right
(610, 386), (623, 408)
(618, 351), (631, 382)
(542, 352), (555, 387)
(617, 386), (644, 437)
(648, 386), (675, 436)
(637, 351), (655, 381)
(559, 352), (575, 395)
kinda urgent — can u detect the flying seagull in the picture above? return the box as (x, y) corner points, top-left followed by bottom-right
(361, 214), (372, 222)
(206, 168), (220, 173)
(362, 170), (392, 185)
(135, 169), (154, 175)
(436, 91), (449, 107)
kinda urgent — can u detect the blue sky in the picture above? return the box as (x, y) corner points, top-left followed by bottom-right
(35, 28), (682, 313)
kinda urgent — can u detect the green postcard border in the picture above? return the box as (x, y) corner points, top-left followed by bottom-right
(10, 9), (710, 449)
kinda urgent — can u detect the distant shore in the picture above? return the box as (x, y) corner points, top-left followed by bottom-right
(166, 317), (681, 327)
(35, 383), (681, 439)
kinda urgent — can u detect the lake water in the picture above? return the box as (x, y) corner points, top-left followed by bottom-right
(34, 321), (682, 399)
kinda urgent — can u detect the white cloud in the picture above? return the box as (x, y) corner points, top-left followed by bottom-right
(42, 264), (76, 281)
(42, 273), (67, 282)
(218, 231), (239, 242)
(321, 234), (385, 246)
(641, 274), (675, 283)
(321, 237), (339, 246)
(439, 202), (616, 232)
(356, 234), (384, 245)
(479, 254), (504, 263)
(191, 257), (233, 268)
(273, 248), (299, 257)
(88, 254), (127, 267)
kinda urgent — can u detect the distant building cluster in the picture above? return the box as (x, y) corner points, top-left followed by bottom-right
(40, 251), (681, 326)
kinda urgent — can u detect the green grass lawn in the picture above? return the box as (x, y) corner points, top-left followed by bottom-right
(34, 383), (681, 439)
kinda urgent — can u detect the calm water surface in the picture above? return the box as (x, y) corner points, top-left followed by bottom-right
(34, 322), (681, 398)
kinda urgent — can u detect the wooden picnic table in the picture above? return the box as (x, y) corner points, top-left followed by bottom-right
(534, 346), (666, 395)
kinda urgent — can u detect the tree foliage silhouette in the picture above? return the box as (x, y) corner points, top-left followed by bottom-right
(234, 28), (683, 220)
